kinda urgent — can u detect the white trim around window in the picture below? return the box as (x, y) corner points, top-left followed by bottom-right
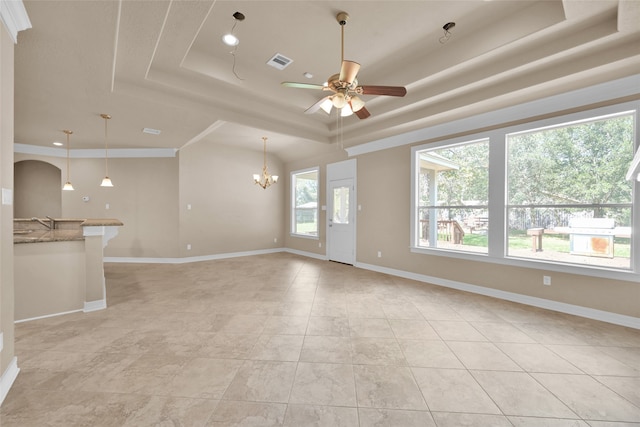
(290, 166), (319, 239)
(411, 100), (640, 283)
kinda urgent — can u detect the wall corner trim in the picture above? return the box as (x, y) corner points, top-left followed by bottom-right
(0, 0), (31, 43)
(356, 262), (640, 330)
(0, 357), (20, 406)
(84, 299), (107, 313)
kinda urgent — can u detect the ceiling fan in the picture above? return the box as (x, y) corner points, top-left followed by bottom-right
(281, 12), (407, 120)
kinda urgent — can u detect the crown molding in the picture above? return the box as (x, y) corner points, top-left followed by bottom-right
(346, 74), (640, 158)
(0, 0), (31, 43)
(14, 143), (177, 158)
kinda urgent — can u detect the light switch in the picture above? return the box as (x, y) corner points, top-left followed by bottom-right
(2, 188), (12, 205)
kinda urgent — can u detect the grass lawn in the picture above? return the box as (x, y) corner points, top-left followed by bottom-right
(460, 231), (630, 258)
(295, 222), (318, 236)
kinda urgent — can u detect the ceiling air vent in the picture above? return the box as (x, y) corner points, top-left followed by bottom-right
(266, 53), (293, 70)
(142, 127), (161, 135)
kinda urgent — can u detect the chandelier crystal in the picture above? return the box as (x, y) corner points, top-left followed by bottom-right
(253, 137), (278, 189)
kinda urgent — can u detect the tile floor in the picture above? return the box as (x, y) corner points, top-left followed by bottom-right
(2, 252), (640, 426)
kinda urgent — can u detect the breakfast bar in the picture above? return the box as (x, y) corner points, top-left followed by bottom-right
(13, 218), (123, 321)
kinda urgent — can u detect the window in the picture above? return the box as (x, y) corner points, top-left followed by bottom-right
(412, 103), (638, 275)
(291, 167), (319, 237)
(332, 185), (350, 224)
(414, 139), (490, 253)
(506, 111), (634, 268)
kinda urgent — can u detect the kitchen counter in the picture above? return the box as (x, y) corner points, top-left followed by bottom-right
(13, 218), (123, 244)
(14, 218), (123, 321)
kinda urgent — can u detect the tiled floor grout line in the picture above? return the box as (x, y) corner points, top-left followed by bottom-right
(4, 254), (640, 426)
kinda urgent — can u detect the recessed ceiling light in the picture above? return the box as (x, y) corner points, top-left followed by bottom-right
(222, 11), (245, 47)
(303, 72), (313, 79)
(53, 141), (63, 146)
(142, 127), (161, 135)
(222, 34), (239, 46)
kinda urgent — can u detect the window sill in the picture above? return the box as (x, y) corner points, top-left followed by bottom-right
(290, 233), (319, 240)
(410, 247), (639, 283)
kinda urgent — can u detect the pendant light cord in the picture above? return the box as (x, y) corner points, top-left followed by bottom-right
(104, 118), (109, 176)
(66, 131), (71, 181)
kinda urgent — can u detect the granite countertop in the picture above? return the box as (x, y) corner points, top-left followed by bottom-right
(13, 229), (84, 244)
(13, 218), (123, 244)
(81, 219), (124, 227)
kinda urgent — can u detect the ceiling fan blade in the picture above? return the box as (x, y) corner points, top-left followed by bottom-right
(359, 85), (407, 97)
(282, 82), (326, 90)
(354, 106), (371, 120)
(339, 60), (360, 85)
(305, 96), (331, 114)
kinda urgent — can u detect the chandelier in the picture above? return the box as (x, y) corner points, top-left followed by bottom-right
(253, 137), (278, 189)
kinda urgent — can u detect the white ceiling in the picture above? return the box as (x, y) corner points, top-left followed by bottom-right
(13, 0), (640, 163)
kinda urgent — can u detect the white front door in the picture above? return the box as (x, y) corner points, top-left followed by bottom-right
(328, 178), (355, 264)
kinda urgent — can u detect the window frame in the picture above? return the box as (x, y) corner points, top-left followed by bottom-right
(290, 166), (320, 239)
(410, 101), (640, 282)
(414, 138), (490, 254)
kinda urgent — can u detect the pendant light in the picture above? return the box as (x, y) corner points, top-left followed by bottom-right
(62, 129), (74, 191)
(253, 137), (278, 189)
(100, 113), (113, 187)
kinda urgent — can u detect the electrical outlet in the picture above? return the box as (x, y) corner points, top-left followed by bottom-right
(377, 251), (382, 258)
(105, 203), (110, 210)
(543, 276), (551, 286)
(186, 244), (191, 251)
(319, 242), (322, 248)
(274, 238), (278, 243)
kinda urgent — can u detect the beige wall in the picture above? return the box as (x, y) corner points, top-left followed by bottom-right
(14, 159), (61, 218)
(284, 143), (640, 320)
(14, 153), (180, 258)
(14, 241), (85, 321)
(0, 24), (15, 379)
(284, 150), (349, 255)
(179, 142), (285, 256)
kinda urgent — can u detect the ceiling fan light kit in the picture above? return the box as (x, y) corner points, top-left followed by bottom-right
(281, 11), (407, 120)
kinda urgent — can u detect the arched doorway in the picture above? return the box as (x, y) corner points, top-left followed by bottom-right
(14, 160), (62, 218)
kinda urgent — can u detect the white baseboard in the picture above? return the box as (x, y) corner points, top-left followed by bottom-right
(105, 248), (284, 264)
(284, 248), (328, 261)
(15, 308), (83, 324)
(356, 262), (640, 330)
(84, 299), (107, 313)
(0, 357), (20, 406)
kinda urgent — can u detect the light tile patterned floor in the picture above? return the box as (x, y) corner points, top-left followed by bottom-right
(2, 252), (640, 426)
